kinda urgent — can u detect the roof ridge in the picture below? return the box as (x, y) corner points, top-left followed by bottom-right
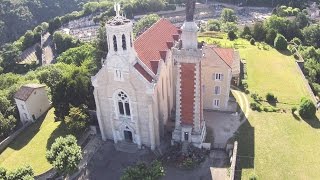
(134, 18), (168, 42)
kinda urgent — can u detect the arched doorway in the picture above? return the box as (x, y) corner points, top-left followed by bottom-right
(124, 130), (133, 142)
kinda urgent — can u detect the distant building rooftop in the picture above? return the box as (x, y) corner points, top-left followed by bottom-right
(14, 84), (46, 101)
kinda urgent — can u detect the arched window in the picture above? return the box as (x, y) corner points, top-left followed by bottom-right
(117, 91), (130, 116)
(113, 35), (118, 52)
(122, 34), (127, 50)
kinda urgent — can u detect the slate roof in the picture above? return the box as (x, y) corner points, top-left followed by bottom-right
(14, 84), (46, 101)
(134, 19), (180, 81)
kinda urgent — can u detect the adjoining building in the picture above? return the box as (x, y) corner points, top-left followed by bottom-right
(14, 84), (51, 124)
(91, 2), (240, 150)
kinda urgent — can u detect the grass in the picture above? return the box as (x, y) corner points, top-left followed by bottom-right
(0, 108), (68, 175)
(201, 34), (320, 179)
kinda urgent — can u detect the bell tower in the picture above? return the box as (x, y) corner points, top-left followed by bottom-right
(105, 3), (134, 60)
(172, 0), (206, 148)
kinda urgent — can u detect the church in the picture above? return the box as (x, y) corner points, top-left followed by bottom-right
(91, 1), (240, 150)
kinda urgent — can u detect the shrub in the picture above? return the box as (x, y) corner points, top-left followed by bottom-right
(0, 167), (6, 179)
(241, 26), (251, 38)
(292, 37), (302, 46)
(46, 135), (82, 176)
(292, 106), (297, 114)
(228, 30), (237, 41)
(265, 29), (277, 46)
(250, 102), (261, 111)
(299, 97), (316, 118)
(121, 160), (165, 180)
(0, 113), (17, 139)
(250, 38), (255, 45)
(266, 93), (277, 102)
(249, 174), (258, 180)
(244, 34), (252, 40)
(6, 165), (34, 180)
(64, 106), (89, 134)
(274, 34), (288, 50)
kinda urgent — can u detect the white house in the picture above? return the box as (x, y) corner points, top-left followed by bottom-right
(14, 84), (51, 124)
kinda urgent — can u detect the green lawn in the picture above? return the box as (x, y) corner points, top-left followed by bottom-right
(201, 34), (320, 179)
(0, 108), (68, 175)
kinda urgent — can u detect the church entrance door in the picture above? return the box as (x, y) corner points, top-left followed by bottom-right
(184, 132), (189, 141)
(124, 130), (133, 142)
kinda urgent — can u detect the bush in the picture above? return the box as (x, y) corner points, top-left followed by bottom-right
(228, 31), (237, 41)
(292, 37), (302, 46)
(250, 38), (255, 45)
(274, 34), (288, 50)
(0, 113), (17, 139)
(292, 106), (297, 114)
(64, 106), (89, 134)
(251, 93), (262, 102)
(6, 165), (34, 180)
(265, 29), (277, 46)
(46, 135), (82, 176)
(121, 160), (165, 180)
(299, 97), (316, 118)
(250, 102), (261, 111)
(240, 26), (251, 38)
(266, 93), (277, 102)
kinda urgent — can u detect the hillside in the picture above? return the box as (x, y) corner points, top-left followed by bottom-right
(0, 0), (91, 46)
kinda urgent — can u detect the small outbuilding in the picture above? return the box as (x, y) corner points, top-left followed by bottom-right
(14, 84), (51, 124)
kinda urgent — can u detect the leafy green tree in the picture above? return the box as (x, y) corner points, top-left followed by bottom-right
(0, 167), (7, 179)
(265, 28), (277, 46)
(53, 32), (79, 55)
(299, 97), (316, 119)
(0, 43), (21, 72)
(46, 135), (82, 176)
(240, 26), (251, 38)
(0, 113), (17, 138)
(221, 8), (237, 22)
(121, 161), (165, 180)
(303, 24), (320, 48)
(134, 14), (160, 36)
(295, 12), (309, 29)
(274, 34), (288, 50)
(207, 19), (221, 31)
(5, 165), (34, 180)
(253, 22), (266, 41)
(228, 31), (237, 41)
(94, 25), (108, 69)
(22, 30), (35, 50)
(48, 17), (62, 35)
(291, 37), (302, 46)
(65, 106), (89, 134)
(221, 22), (238, 33)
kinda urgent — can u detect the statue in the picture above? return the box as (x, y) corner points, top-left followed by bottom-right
(186, 0), (196, 22)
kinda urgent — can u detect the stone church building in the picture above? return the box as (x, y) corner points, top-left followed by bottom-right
(91, 2), (240, 150)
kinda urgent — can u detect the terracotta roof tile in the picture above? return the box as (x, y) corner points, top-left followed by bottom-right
(180, 63), (196, 125)
(211, 47), (235, 68)
(14, 84), (46, 101)
(134, 19), (179, 75)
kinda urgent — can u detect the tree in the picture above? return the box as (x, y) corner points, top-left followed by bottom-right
(250, 38), (256, 45)
(253, 22), (266, 41)
(240, 26), (251, 38)
(53, 32), (79, 55)
(265, 28), (277, 46)
(0, 113), (17, 139)
(221, 22), (238, 33)
(295, 12), (309, 29)
(303, 24), (320, 48)
(0, 43), (21, 72)
(228, 31), (237, 41)
(207, 19), (221, 31)
(65, 106), (89, 134)
(274, 34), (288, 50)
(5, 165), (34, 180)
(221, 8), (237, 22)
(299, 97), (316, 119)
(291, 37), (302, 46)
(46, 135), (82, 176)
(94, 25), (108, 69)
(48, 17), (62, 34)
(134, 14), (160, 36)
(22, 30), (35, 50)
(121, 161), (165, 180)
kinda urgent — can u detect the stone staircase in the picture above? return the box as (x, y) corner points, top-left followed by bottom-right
(114, 141), (139, 153)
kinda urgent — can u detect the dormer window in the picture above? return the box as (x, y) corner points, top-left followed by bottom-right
(122, 34), (127, 50)
(113, 35), (118, 52)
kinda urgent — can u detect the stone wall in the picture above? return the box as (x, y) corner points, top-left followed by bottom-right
(0, 122), (31, 153)
(229, 141), (238, 180)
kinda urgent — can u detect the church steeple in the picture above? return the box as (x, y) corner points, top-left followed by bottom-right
(105, 2), (134, 58)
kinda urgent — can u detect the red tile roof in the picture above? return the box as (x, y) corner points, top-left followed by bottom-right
(14, 84), (46, 101)
(134, 19), (179, 76)
(134, 63), (153, 82)
(211, 47), (235, 68)
(180, 63), (196, 125)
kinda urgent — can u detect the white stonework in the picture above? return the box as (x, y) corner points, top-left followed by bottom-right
(92, 7), (239, 151)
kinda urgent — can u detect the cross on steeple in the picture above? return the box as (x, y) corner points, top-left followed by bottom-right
(114, 2), (121, 16)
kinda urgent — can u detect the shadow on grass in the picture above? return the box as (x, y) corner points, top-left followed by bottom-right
(292, 113), (301, 121)
(302, 115), (320, 129)
(233, 120), (255, 180)
(278, 50), (292, 56)
(9, 111), (48, 151)
(46, 122), (69, 150)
